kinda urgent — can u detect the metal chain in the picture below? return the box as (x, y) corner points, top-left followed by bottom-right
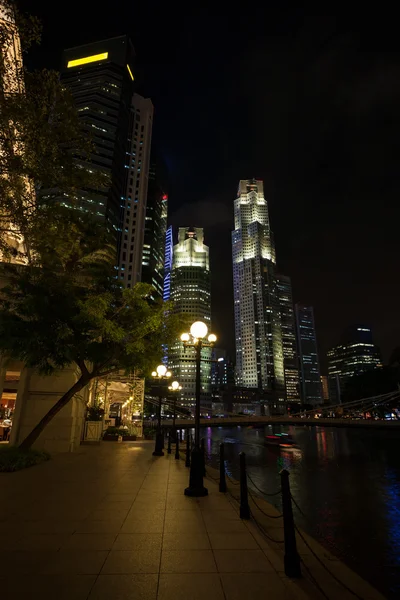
(247, 472), (281, 497)
(248, 488), (283, 519)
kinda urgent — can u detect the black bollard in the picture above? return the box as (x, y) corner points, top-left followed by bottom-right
(167, 432), (172, 455)
(175, 434), (180, 460)
(185, 432), (191, 467)
(219, 443), (227, 493)
(280, 469), (301, 578)
(201, 438), (206, 476)
(179, 429), (183, 442)
(239, 452), (250, 519)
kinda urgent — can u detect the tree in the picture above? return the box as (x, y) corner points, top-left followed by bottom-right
(0, 212), (180, 449)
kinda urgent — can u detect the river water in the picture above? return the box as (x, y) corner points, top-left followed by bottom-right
(200, 424), (400, 599)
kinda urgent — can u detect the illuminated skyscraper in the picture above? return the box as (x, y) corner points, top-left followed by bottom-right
(232, 179), (284, 399)
(168, 228), (212, 412)
(328, 326), (382, 403)
(163, 225), (173, 302)
(117, 94), (153, 288)
(141, 152), (168, 298)
(295, 304), (322, 405)
(60, 36), (135, 243)
(277, 274), (300, 403)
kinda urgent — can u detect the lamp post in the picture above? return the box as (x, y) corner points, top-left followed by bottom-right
(181, 321), (217, 496)
(168, 380), (182, 438)
(151, 365), (172, 456)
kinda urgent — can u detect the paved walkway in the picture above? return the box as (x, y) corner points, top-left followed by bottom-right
(0, 442), (384, 600)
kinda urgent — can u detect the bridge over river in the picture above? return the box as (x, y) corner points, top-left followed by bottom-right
(161, 415), (400, 429)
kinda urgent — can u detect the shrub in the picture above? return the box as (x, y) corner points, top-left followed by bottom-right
(0, 446), (50, 472)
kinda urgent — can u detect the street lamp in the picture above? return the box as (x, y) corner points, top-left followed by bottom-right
(181, 320), (217, 496)
(168, 380), (182, 434)
(151, 364), (172, 456)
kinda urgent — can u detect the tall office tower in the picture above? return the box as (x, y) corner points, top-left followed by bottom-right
(141, 152), (168, 297)
(295, 304), (323, 405)
(60, 36), (135, 244)
(277, 274), (301, 403)
(117, 94), (153, 288)
(163, 225), (173, 302)
(211, 349), (235, 388)
(328, 326), (382, 403)
(232, 179), (285, 399)
(320, 375), (330, 402)
(169, 228), (212, 412)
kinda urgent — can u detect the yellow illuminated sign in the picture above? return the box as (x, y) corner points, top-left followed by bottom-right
(127, 64), (134, 81)
(67, 52), (108, 68)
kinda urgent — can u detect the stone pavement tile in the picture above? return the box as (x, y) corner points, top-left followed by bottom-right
(95, 500), (134, 511)
(161, 549), (217, 573)
(0, 574), (96, 600)
(101, 548), (161, 573)
(198, 497), (236, 510)
(158, 573), (224, 600)
(204, 519), (248, 533)
(163, 532), (211, 550)
(164, 520), (205, 534)
(0, 550), (53, 574)
(120, 517), (164, 534)
(62, 533), (117, 550)
(113, 533), (162, 551)
(88, 508), (130, 521)
(41, 549), (108, 574)
(8, 533), (70, 551)
(166, 496), (199, 509)
(88, 574), (158, 600)
(220, 572), (291, 600)
(76, 520), (124, 534)
(208, 532), (259, 550)
(102, 493), (138, 502)
(309, 565), (385, 600)
(214, 549), (275, 573)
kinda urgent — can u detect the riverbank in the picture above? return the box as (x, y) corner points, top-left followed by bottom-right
(167, 416), (400, 429)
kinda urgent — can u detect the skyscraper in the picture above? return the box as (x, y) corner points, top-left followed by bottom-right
(232, 179), (284, 398)
(277, 275), (300, 403)
(117, 93), (153, 288)
(60, 36), (135, 242)
(141, 152), (168, 298)
(295, 304), (322, 405)
(163, 225), (173, 302)
(168, 228), (212, 412)
(328, 326), (382, 403)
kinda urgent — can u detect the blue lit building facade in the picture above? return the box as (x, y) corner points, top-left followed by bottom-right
(295, 304), (322, 405)
(163, 225), (173, 302)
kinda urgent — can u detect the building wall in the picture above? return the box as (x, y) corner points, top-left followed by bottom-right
(277, 274), (300, 403)
(169, 228), (212, 412)
(59, 36), (135, 244)
(327, 326), (382, 403)
(232, 179), (284, 398)
(295, 304), (322, 405)
(118, 94), (153, 288)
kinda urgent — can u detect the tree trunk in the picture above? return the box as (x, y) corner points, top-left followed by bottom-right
(18, 375), (90, 451)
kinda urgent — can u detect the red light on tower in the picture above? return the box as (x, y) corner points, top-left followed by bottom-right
(162, 194), (168, 201)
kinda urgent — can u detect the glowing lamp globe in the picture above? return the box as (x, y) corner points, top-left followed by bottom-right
(156, 364), (167, 377)
(181, 333), (190, 342)
(171, 381), (180, 391)
(166, 371), (172, 378)
(190, 321), (208, 339)
(151, 371), (157, 377)
(208, 333), (217, 343)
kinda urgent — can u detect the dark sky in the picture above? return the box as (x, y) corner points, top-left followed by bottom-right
(19, 2), (400, 371)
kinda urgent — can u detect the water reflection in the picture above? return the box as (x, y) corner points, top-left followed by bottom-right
(202, 424), (400, 599)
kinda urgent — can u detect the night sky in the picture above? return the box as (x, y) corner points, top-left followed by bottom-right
(19, 3), (400, 371)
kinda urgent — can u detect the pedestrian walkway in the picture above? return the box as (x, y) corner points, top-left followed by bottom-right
(0, 442), (384, 599)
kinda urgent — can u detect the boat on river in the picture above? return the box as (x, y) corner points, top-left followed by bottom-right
(264, 432), (296, 448)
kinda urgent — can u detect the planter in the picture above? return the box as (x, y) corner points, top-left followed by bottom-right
(102, 434), (137, 442)
(84, 420), (103, 442)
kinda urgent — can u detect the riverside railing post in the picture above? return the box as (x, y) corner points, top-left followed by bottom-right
(219, 443), (227, 493)
(239, 452), (250, 519)
(185, 432), (191, 467)
(152, 391), (164, 457)
(280, 469), (301, 578)
(201, 438), (206, 475)
(167, 430), (172, 455)
(175, 434), (180, 460)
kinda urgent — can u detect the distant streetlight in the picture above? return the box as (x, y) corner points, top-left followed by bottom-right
(151, 365), (171, 456)
(180, 321), (217, 496)
(168, 380), (182, 433)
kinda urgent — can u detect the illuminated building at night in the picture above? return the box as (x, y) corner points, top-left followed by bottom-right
(117, 93), (153, 288)
(328, 326), (382, 403)
(168, 228), (212, 412)
(60, 36), (135, 246)
(320, 375), (329, 402)
(232, 179), (285, 401)
(295, 304), (323, 405)
(277, 274), (301, 403)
